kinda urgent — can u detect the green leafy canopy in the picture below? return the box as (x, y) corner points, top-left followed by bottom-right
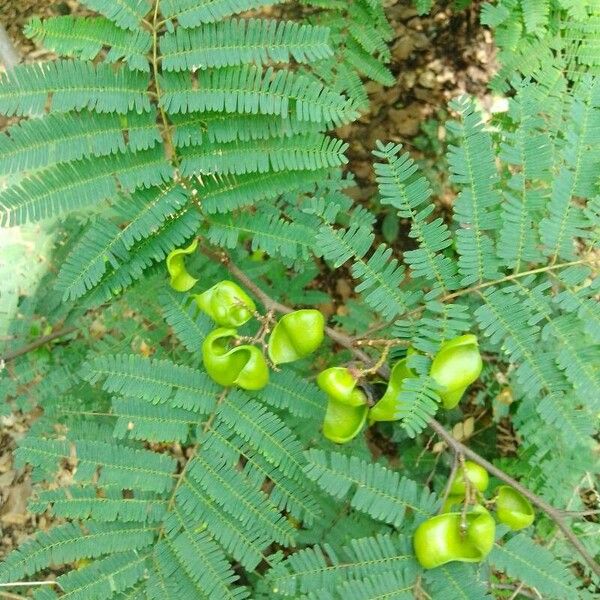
(0, 1), (598, 599)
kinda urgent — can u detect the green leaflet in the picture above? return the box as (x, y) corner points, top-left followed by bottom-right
(179, 133), (348, 176)
(0, 146), (173, 226)
(161, 0), (285, 28)
(0, 110), (160, 175)
(160, 66), (359, 125)
(489, 535), (583, 599)
(80, 353), (220, 412)
(1, 2), (599, 599)
(0, 60), (151, 116)
(79, 0), (151, 31)
(304, 449), (439, 526)
(160, 19), (332, 71)
(25, 16), (151, 70)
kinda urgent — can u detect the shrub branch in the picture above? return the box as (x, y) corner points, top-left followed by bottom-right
(214, 247), (600, 578)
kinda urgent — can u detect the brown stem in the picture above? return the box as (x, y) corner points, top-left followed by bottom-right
(438, 453), (461, 514)
(1, 591), (25, 600)
(209, 247), (600, 577)
(1, 327), (77, 362)
(561, 509), (600, 517)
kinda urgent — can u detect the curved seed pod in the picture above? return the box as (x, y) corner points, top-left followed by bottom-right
(166, 239), (198, 292)
(413, 505), (496, 569)
(322, 399), (368, 444)
(316, 367), (366, 406)
(495, 485), (535, 530)
(430, 334), (483, 409)
(369, 358), (415, 422)
(441, 495), (464, 513)
(267, 309), (325, 365)
(202, 327), (269, 391)
(195, 280), (256, 327)
(449, 461), (489, 496)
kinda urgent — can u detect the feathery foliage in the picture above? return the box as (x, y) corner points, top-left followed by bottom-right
(1, 1), (599, 599)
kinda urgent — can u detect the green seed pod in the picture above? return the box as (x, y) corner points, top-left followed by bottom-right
(495, 485), (535, 530)
(195, 280), (256, 328)
(316, 367), (366, 406)
(166, 239), (198, 292)
(441, 495), (464, 513)
(413, 505), (496, 569)
(267, 309), (325, 365)
(430, 334), (483, 409)
(449, 461), (489, 496)
(322, 400), (368, 444)
(369, 358), (415, 422)
(202, 328), (269, 391)
(317, 366), (367, 443)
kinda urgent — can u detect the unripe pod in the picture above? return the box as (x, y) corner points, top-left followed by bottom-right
(202, 328), (269, 391)
(413, 505), (495, 569)
(369, 358), (414, 422)
(317, 367), (367, 444)
(449, 461), (489, 496)
(166, 239), (198, 292)
(430, 334), (482, 409)
(268, 310), (324, 365)
(317, 367), (366, 406)
(322, 400), (368, 444)
(195, 280), (256, 328)
(495, 485), (535, 530)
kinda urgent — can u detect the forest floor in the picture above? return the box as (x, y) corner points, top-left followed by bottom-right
(0, 0), (496, 573)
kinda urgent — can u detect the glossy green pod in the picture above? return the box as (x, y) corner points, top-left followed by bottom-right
(267, 309), (325, 365)
(195, 280), (256, 328)
(202, 327), (269, 390)
(441, 495), (464, 513)
(316, 367), (365, 406)
(369, 358), (415, 422)
(322, 399), (368, 444)
(166, 239), (198, 292)
(413, 505), (496, 569)
(495, 485), (535, 530)
(430, 334), (483, 409)
(449, 461), (489, 496)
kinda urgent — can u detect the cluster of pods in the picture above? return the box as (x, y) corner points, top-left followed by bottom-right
(168, 243), (482, 441)
(167, 243), (535, 569)
(167, 241), (325, 389)
(414, 462), (535, 568)
(318, 333), (483, 443)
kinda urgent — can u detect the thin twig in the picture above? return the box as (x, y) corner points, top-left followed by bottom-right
(0, 581), (63, 593)
(508, 582), (525, 600)
(397, 255), (597, 324)
(492, 582), (541, 600)
(150, 0), (177, 166)
(355, 337), (409, 347)
(358, 341), (393, 376)
(560, 509), (600, 518)
(438, 453), (461, 514)
(1, 327), (77, 362)
(211, 248), (600, 578)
